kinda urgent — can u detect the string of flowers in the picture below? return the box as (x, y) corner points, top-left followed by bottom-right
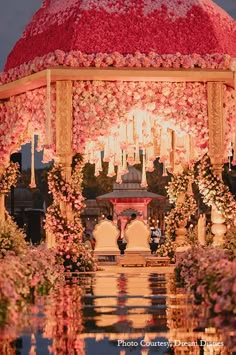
(45, 155), (97, 272)
(166, 168), (194, 204)
(165, 194), (197, 239)
(47, 161), (84, 211)
(196, 155), (236, 222)
(0, 162), (20, 194)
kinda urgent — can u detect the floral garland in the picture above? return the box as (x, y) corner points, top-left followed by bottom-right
(46, 157), (85, 244)
(166, 168), (194, 204)
(196, 155), (236, 222)
(47, 162), (84, 211)
(45, 203), (83, 244)
(2, 52), (236, 85)
(45, 156), (97, 272)
(165, 194), (197, 239)
(165, 167), (197, 239)
(0, 162), (20, 194)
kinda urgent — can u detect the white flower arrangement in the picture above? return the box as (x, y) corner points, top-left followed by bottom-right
(165, 194), (197, 239)
(165, 167), (197, 239)
(166, 168), (194, 203)
(197, 155), (236, 222)
(156, 236), (177, 263)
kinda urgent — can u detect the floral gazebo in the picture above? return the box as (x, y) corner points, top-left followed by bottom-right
(0, 0), (235, 248)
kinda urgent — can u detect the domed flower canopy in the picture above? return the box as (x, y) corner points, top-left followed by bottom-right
(0, 0), (235, 187)
(0, 0), (235, 240)
(2, 0), (236, 83)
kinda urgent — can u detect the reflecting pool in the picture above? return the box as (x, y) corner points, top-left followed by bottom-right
(1, 269), (234, 354)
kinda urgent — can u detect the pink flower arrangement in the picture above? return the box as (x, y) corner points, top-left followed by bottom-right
(0, 86), (56, 165)
(176, 246), (236, 350)
(2, 0), (236, 76)
(0, 244), (64, 347)
(1, 52), (235, 86)
(47, 162), (85, 211)
(0, 77), (234, 167)
(72, 80), (210, 155)
(45, 156), (97, 272)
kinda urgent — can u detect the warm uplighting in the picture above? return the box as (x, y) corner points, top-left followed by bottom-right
(84, 109), (193, 186)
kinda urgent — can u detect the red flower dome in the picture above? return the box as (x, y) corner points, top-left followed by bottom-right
(4, 0), (236, 72)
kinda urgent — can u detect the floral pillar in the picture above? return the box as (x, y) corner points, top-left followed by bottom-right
(46, 80), (73, 248)
(207, 82), (226, 245)
(56, 80), (73, 221)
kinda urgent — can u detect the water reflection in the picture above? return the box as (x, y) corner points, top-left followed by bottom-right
(1, 271), (234, 354)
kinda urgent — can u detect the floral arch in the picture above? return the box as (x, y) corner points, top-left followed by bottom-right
(0, 0), (236, 248)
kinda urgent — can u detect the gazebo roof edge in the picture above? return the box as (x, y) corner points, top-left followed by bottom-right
(0, 66), (234, 100)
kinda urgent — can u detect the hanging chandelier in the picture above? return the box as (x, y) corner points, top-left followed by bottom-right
(84, 109), (198, 186)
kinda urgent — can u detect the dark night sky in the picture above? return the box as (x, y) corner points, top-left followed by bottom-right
(0, 0), (235, 168)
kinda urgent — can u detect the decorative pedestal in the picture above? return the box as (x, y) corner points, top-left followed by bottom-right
(175, 222), (187, 245)
(175, 222), (190, 260)
(211, 205), (226, 246)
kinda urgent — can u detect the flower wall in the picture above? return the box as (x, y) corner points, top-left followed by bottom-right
(0, 78), (234, 172)
(0, 87), (56, 166)
(72, 81), (209, 152)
